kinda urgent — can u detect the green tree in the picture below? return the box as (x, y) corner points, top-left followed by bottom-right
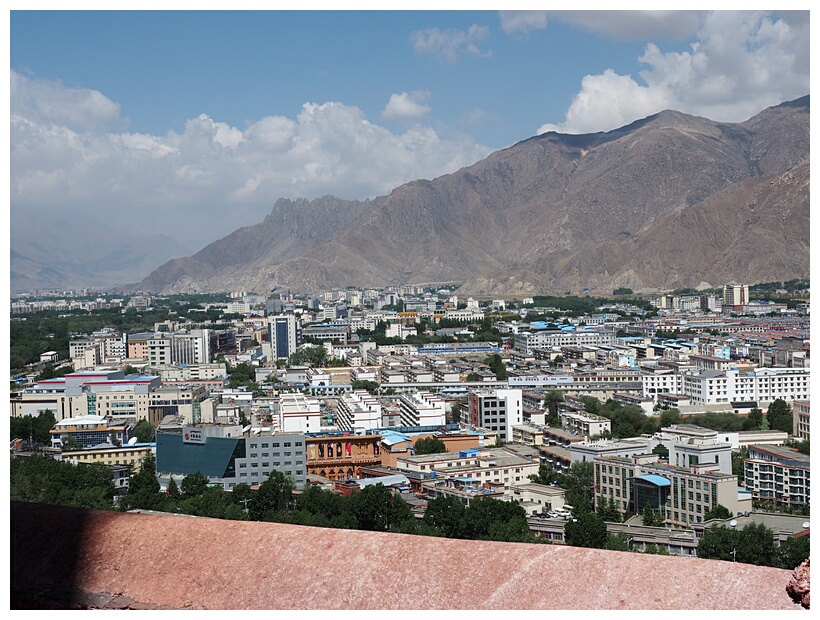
(463, 496), (531, 542)
(120, 453), (165, 512)
(641, 501), (664, 527)
(180, 471), (210, 497)
(230, 483), (252, 509)
(60, 435), (82, 451)
(447, 402), (463, 425)
(597, 497), (622, 523)
(562, 461), (594, 515)
(698, 523), (778, 566)
(703, 504), (733, 521)
(745, 408), (764, 431)
(605, 532), (633, 552)
(528, 462), (560, 486)
(10, 410), (56, 445)
(777, 535), (810, 570)
(564, 511), (608, 548)
(767, 399), (793, 433)
(249, 470), (294, 521)
(347, 484), (413, 532)
(465, 372), (481, 382)
(351, 380), (380, 394)
(132, 418), (156, 443)
(414, 436), (447, 455)
(652, 444), (669, 460)
(166, 477), (181, 500)
(423, 495), (467, 539)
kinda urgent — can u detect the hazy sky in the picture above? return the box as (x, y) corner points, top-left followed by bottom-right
(9, 9), (811, 249)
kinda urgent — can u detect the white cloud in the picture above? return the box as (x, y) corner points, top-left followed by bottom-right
(411, 23), (491, 63)
(11, 71), (123, 132)
(381, 91), (432, 120)
(538, 11), (809, 135)
(544, 10), (707, 42)
(10, 71), (492, 245)
(499, 11), (548, 36)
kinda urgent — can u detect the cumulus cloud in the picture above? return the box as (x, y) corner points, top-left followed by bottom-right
(499, 11), (548, 36)
(381, 91), (432, 120)
(10, 70), (492, 246)
(11, 71), (124, 132)
(411, 23), (491, 63)
(537, 11), (809, 135)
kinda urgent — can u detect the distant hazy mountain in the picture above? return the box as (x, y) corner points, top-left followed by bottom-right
(11, 214), (192, 291)
(137, 96), (809, 296)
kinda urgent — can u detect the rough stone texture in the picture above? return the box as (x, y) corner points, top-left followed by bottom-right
(787, 557), (810, 609)
(10, 502), (805, 610)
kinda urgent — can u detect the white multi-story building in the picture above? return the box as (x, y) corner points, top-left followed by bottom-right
(559, 410), (611, 439)
(681, 367), (810, 406)
(514, 329), (616, 354)
(465, 388), (523, 442)
(278, 392), (322, 433)
(398, 391), (447, 427)
(335, 390), (382, 432)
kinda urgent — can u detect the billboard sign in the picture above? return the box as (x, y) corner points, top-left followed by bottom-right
(182, 427), (205, 444)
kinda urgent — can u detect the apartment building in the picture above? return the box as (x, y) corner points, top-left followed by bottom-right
(465, 388), (523, 443)
(50, 415), (131, 449)
(559, 410), (612, 439)
(682, 367), (810, 405)
(335, 390), (382, 432)
(278, 392), (322, 433)
(398, 391), (447, 427)
(62, 444), (154, 473)
(792, 400), (810, 441)
(744, 444), (810, 510)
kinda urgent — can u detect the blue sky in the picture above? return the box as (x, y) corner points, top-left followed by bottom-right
(9, 9), (811, 250)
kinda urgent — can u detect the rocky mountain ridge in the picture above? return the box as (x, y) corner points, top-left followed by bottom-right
(137, 96), (810, 295)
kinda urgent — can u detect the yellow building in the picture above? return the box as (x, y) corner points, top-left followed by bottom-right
(62, 444), (154, 472)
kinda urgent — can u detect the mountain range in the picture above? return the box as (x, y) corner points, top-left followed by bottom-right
(136, 96), (810, 296)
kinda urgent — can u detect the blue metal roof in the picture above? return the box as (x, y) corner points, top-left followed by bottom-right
(634, 474), (671, 487)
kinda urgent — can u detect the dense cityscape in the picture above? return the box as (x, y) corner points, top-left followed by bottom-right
(10, 280), (810, 579)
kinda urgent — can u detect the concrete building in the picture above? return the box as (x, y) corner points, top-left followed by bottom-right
(570, 438), (651, 464)
(156, 426), (307, 490)
(514, 328), (617, 355)
(465, 388), (523, 443)
(653, 424), (734, 475)
(398, 391), (447, 427)
(744, 444), (810, 510)
(723, 282), (750, 312)
(335, 390), (382, 432)
(50, 415), (131, 449)
(559, 410), (612, 439)
(681, 367), (810, 406)
(268, 314), (302, 361)
(792, 400), (810, 441)
(62, 443), (154, 473)
(396, 447), (538, 488)
(593, 453), (752, 527)
(278, 392), (322, 434)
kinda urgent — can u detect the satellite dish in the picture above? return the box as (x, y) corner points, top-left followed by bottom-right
(729, 519), (738, 527)
(802, 521), (810, 529)
(127, 437), (138, 445)
(242, 425), (252, 433)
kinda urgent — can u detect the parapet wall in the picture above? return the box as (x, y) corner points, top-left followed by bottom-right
(10, 501), (803, 610)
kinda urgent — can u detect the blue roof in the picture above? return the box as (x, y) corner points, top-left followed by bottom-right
(634, 474), (671, 487)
